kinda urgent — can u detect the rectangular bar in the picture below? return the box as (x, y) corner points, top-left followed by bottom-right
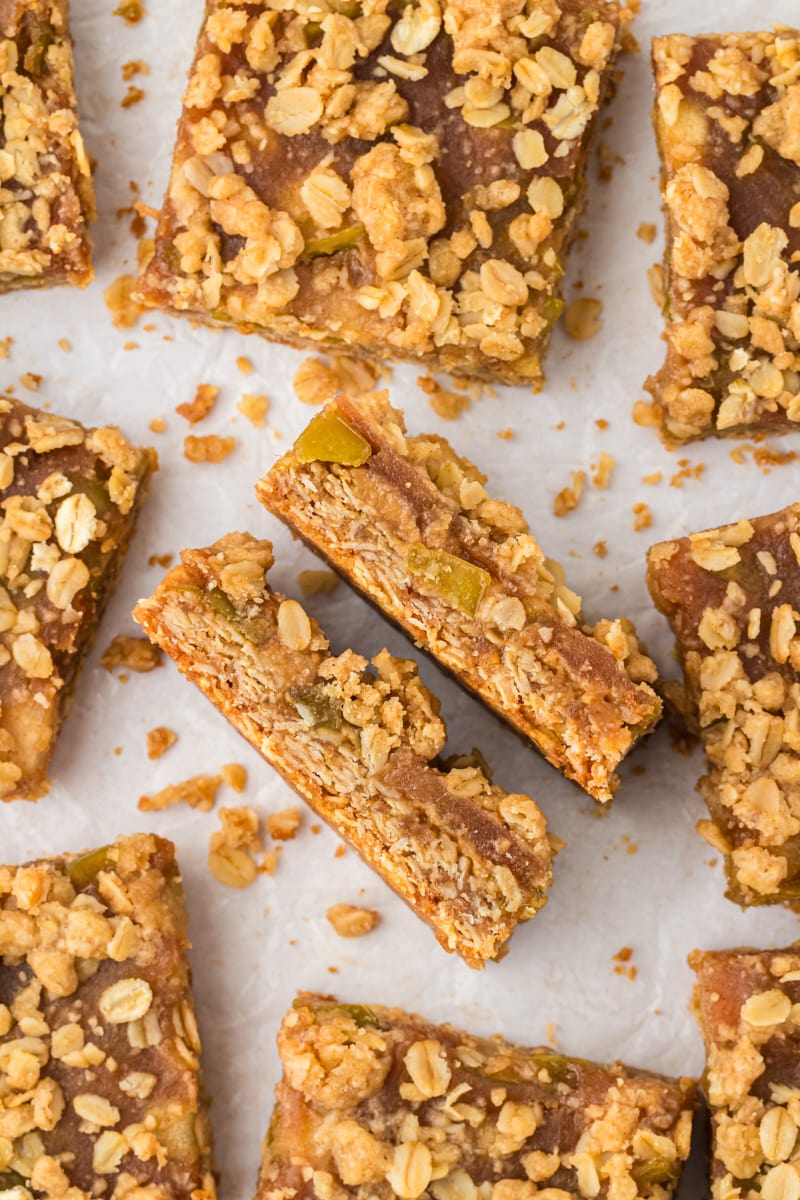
(0, 0), (95, 292)
(136, 0), (629, 385)
(134, 532), (554, 968)
(257, 391), (662, 803)
(691, 946), (800, 1200)
(256, 992), (695, 1200)
(646, 504), (800, 908)
(0, 398), (154, 801)
(647, 29), (800, 443)
(0, 833), (215, 1199)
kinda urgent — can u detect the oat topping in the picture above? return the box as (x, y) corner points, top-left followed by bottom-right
(257, 994), (695, 1200)
(0, 399), (153, 801)
(259, 391), (661, 803)
(692, 947), (800, 1200)
(647, 504), (800, 907)
(0, 833), (216, 1199)
(134, 532), (555, 966)
(648, 29), (800, 443)
(136, 0), (630, 385)
(0, 0), (95, 293)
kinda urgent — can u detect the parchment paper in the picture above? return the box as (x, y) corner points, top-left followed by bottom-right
(4, 3), (800, 1196)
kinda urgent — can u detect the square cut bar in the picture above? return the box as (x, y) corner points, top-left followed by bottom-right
(0, 0), (95, 292)
(134, 533), (554, 968)
(691, 946), (800, 1200)
(647, 504), (800, 908)
(647, 29), (800, 444)
(135, 0), (629, 385)
(0, 398), (154, 801)
(0, 833), (216, 1200)
(256, 993), (695, 1200)
(257, 392), (662, 803)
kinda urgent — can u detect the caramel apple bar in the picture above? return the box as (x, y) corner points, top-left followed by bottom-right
(134, 533), (554, 968)
(135, 0), (630, 385)
(647, 30), (800, 443)
(691, 946), (800, 1200)
(256, 992), (695, 1200)
(0, 0), (95, 292)
(0, 398), (154, 801)
(0, 833), (216, 1199)
(257, 392), (662, 803)
(647, 505), (800, 908)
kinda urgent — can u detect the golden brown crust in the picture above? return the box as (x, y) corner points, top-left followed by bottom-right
(133, 532), (554, 968)
(691, 946), (800, 1200)
(0, 833), (216, 1200)
(0, 399), (154, 802)
(257, 391), (661, 803)
(135, 0), (629, 384)
(647, 30), (800, 443)
(0, 0), (95, 292)
(647, 505), (800, 908)
(257, 993), (696, 1200)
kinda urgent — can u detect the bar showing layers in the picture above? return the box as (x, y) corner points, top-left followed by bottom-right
(256, 992), (695, 1200)
(0, 833), (216, 1200)
(648, 505), (800, 908)
(258, 391), (661, 803)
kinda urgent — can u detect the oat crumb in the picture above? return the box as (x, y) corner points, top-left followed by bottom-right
(298, 569), (339, 597)
(236, 356), (254, 375)
(545, 1022), (559, 1048)
(57, 338), (72, 352)
(593, 540), (608, 558)
(334, 845), (346, 858)
(121, 59), (149, 80)
(149, 416), (166, 434)
(595, 418), (608, 430)
(139, 773), (221, 813)
(20, 372), (41, 391)
(326, 903), (379, 938)
(647, 263), (665, 308)
(101, 634), (162, 673)
(114, 0), (145, 22)
(209, 806), (262, 888)
(632, 400), (660, 428)
(237, 393), (269, 427)
(184, 434), (236, 463)
(104, 274), (144, 330)
(564, 297), (603, 341)
(496, 428), (514, 440)
(632, 502), (652, 532)
(148, 552), (173, 568)
(553, 470), (585, 517)
(637, 222), (656, 244)
(121, 85), (145, 108)
(177, 383), (219, 424)
(293, 355), (381, 407)
(419, 374), (470, 420)
(220, 762), (247, 793)
(146, 726), (177, 760)
(267, 806), (301, 841)
(591, 451), (616, 489)
(641, 471), (662, 485)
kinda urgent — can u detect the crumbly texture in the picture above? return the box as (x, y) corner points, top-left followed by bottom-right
(0, 0), (95, 292)
(258, 391), (662, 803)
(135, 0), (629, 385)
(647, 30), (800, 443)
(647, 505), (800, 908)
(691, 946), (800, 1200)
(257, 994), (695, 1200)
(0, 833), (216, 1200)
(134, 532), (554, 968)
(0, 399), (154, 801)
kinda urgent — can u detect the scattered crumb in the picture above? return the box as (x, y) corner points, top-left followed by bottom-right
(554, 420), (565, 430)
(104, 274), (144, 330)
(121, 85), (145, 108)
(597, 139), (623, 182)
(418, 374), (470, 420)
(545, 1022), (559, 1048)
(496, 428), (514, 440)
(121, 59), (149, 81)
(58, 338), (71, 352)
(147, 553), (172, 568)
(553, 470), (585, 517)
(730, 442), (799, 473)
(641, 471), (662, 485)
(595, 418), (608, 431)
(123, 341), (139, 351)
(0, 338), (10, 359)
(267, 806), (301, 841)
(177, 383), (219, 424)
(293, 354), (382, 406)
(632, 502), (652, 532)
(101, 634), (162, 673)
(647, 263), (665, 308)
(149, 416), (166, 434)
(184, 434), (236, 463)
(114, 746), (123, 756)
(236, 356), (254, 375)
(637, 223), (656, 244)
(260, 850), (278, 876)
(237, 393), (269, 427)
(139, 773), (221, 813)
(146, 726), (177, 760)
(220, 762), (247, 793)
(297, 569), (339, 597)
(613, 946), (632, 962)
(593, 540), (608, 558)
(632, 400), (660, 428)
(310, 824), (321, 834)
(209, 806), (262, 888)
(113, 0), (145, 22)
(612, 946), (637, 981)
(563, 297), (603, 341)
(334, 845), (346, 858)
(591, 451), (615, 489)
(670, 459), (705, 488)
(19, 372), (41, 391)
(326, 903), (379, 938)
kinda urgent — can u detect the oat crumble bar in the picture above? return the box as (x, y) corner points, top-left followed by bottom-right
(647, 504), (800, 908)
(134, 532), (554, 967)
(256, 993), (695, 1200)
(0, 833), (216, 1200)
(647, 29), (800, 443)
(0, 0), (95, 292)
(136, 0), (630, 385)
(0, 399), (153, 801)
(691, 946), (800, 1200)
(257, 392), (662, 803)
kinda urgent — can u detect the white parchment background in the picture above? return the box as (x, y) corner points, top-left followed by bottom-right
(3, 3), (800, 1197)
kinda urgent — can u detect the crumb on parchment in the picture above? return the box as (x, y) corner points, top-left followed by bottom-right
(238, 393), (269, 427)
(326, 903), (379, 938)
(220, 762), (247, 793)
(553, 470), (585, 517)
(209, 805), (262, 888)
(632, 502), (652, 532)
(184, 434), (236, 463)
(267, 806), (301, 841)
(146, 726), (177, 760)
(139, 773), (221, 813)
(293, 355), (382, 407)
(418, 374), (470, 420)
(177, 383), (218, 424)
(101, 634), (162, 673)
(591, 451), (615, 489)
